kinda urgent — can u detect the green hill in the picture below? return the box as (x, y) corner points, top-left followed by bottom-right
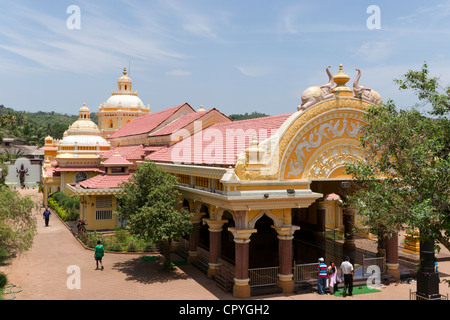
(0, 105), (98, 147)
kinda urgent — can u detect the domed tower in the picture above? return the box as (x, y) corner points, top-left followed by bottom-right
(57, 103), (111, 167)
(97, 67), (150, 138)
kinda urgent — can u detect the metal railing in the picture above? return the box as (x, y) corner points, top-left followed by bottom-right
(362, 255), (386, 275)
(249, 266), (279, 287)
(409, 290), (448, 300)
(293, 262), (319, 283)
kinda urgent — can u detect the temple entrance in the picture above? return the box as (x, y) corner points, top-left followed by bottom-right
(249, 214), (278, 268)
(221, 210), (235, 264)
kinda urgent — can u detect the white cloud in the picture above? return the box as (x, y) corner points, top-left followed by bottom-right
(0, 1), (188, 74)
(236, 65), (270, 77)
(354, 41), (391, 63)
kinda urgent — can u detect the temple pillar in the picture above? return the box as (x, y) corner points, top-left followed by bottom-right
(343, 206), (356, 249)
(316, 201), (326, 239)
(228, 228), (257, 299)
(187, 212), (205, 264)
(385, 232), (400, 280)
(204, 219), (228, 278)
(273, 225), (300, 293)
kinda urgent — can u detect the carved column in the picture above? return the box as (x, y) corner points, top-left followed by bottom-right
(204, 219), (227, 278)
(187, 212), (205, 264)
(273, 225), (300, 293)
(228, 228), (257, 299)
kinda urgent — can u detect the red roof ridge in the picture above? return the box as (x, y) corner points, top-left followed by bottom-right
(108, 102), (193, 139)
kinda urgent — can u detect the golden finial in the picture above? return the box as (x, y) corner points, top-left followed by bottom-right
(123, 67), (127, 76)
(332, 64), (352, 97)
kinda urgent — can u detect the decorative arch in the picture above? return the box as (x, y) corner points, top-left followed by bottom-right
(302, 140), (366, 179)
(234, 98), (374, 181)
(248, 209), (283, 229)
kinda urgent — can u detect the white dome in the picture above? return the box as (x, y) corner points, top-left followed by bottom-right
(59, 135), (110, 147)
(103, 94), (145, 109)
(65, 120), (101, 136)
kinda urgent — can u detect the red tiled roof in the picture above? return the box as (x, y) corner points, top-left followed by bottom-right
(79, 174), (132, 189)
(147, 113), (293, 166)
(143, 146), (166, 152)
(102, 145), (145, 160)
(54, 167), (105, 173)
(148, 108), (230, 137)
(102, 152), (132, 166)
(108, 103), (193, 139)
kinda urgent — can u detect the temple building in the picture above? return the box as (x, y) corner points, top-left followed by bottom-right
(42, 65), (401, 298)
(97, 67), (150, 138)
(41, 104), (111, 207)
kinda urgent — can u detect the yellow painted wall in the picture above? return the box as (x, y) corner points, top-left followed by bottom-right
(84, 194), (118, 230)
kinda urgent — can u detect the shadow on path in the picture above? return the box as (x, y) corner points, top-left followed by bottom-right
(112, 257), (190, 284)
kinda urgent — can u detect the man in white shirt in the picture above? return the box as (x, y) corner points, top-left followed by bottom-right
(340, 256), (354, 297)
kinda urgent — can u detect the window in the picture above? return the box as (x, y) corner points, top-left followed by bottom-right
(74, 171), (89, 183)
(96, 210), (113, 220)
(96, 196), (112, 208)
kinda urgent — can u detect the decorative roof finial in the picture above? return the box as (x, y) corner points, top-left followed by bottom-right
(123, 67), (127, 76)
(332, 64), (352, 97)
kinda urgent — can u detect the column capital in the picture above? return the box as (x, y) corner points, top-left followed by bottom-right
(190, 212), (206, 223)
(228, 227), (257, 243)
(203, 219), (228, 232)
(272, 225), (300, 240)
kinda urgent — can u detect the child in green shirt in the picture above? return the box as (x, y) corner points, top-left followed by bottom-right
(95, 240), (104, 270)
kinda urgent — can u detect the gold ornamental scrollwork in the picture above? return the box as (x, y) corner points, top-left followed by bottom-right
(234, 97), (373, 181)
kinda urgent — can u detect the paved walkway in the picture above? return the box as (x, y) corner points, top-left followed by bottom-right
(1, 188), (450, 301)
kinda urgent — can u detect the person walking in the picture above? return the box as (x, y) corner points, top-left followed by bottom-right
(327, 260), (339, 294)
(340, 256), (354, 297)
(317, 257), (328, 295)
(43, 207), (51, 227)
(94, 240), (105, 270)
(435, 257), (440, 283)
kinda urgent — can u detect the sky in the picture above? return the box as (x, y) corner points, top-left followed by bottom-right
(1, 0), (450, 116)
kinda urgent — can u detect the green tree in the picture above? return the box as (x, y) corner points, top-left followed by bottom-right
(346, 63), (450, 251)
(116, 161), (193, 269)
(228, 111), (269, 121)
(0, 186), (38, 262)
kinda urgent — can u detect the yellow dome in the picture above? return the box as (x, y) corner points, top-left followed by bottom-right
(64, 103), (100, 136)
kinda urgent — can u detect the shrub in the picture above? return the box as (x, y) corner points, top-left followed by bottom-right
(126, 241), (138, 252)
(49, 192), (80, 221)
(0, 271), (8, 289)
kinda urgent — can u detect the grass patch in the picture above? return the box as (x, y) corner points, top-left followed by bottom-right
(334, 285), (381, 297)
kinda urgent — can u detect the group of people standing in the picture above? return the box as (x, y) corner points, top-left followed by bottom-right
(318, 256), (354, 297)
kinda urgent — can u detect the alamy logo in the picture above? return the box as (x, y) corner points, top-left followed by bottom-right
(366, 5), (381, 30)
(66, 265), (81, 290)
(66, 5), (81, 30)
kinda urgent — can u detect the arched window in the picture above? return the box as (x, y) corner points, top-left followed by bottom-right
(74, 171), (89, 184)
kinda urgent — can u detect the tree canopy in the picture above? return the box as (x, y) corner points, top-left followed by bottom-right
(346, 63), (450, 251)
(0, 105), (98, 146)
(0, 186), (38, 261)
(115, 161), (193, 269)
